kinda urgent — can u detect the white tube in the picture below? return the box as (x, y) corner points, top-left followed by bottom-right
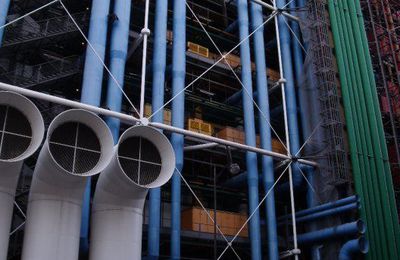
(21, 109), (114, 260)
(90, 125), (175, 260)
(0, 91), (44, 260)
(0, 81), (319, 167)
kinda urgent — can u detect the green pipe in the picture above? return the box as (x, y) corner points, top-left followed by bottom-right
(342, 3), (394, 259)
(338, 1), (390, 258)
(329, 0), (400, 258)
(333, 2), (383, 258)
(341, 1), (394, 257)
(328, 1), (372, 252)
(343, 1), (399, 258)
(352, 0), (400, 247)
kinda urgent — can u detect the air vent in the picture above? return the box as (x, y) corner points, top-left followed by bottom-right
(0, 105), (32, 160)
(118, 136), (162, 186)
(49, 122), (101, 174)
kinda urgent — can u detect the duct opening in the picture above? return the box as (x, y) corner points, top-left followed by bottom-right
(358, 237), (369, 254)
(356, 220), (366, 234)
(49, 122), (101, 174)
(0, 105), (32, 160)
(118, 136), (162, 186)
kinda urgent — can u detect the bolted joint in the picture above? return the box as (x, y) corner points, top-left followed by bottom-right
(140, 117), (149, 126)
(291, 155), (299, 162)
(141, 28), (151, 36)
(292, 248), (301, 255)
(279, 249), (301, 259)
(278, 78), (287, 84)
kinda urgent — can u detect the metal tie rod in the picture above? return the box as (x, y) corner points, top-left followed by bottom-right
(0, 82), (317, 167)
(250, 0), (300, 22)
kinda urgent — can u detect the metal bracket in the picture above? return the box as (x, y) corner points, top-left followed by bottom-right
(279, 248), (301, 259)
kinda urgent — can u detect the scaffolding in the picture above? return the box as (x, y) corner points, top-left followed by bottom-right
(302, 0), (350, 186)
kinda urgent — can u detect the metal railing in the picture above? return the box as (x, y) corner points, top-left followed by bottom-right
(2, 12), (88, 47)
(0, 55), (82, 88)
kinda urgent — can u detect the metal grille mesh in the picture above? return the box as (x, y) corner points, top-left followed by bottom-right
(49, 122), (101, 174)
(118, 136), (162, 186)
(0, 105), (32, 160)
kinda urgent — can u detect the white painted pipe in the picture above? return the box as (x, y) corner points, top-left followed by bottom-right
(0, 91), (44, 260)
(21, 109), (114, 260)
(89, 125), (175, 260)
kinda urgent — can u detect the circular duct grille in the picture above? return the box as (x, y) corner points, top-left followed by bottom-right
(0, 105), (32, 160)
(49, 122), (101, 174)
(118, 136), (162, 186)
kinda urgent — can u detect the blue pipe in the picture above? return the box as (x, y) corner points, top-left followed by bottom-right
(79, 0), (111, 253)
(170, 0), (186, 259)
(291, 0), (322, 219)
(297, 220), (366, 245)
(236, 1), (262, 259)
(148, 0), (168, 258)
(81, 0), (111, 107)
(339, 237), (369, 260)
(225, 19), (238, 33)
(278, 202), (360, 225)
(279, 195), (359, 220)
(105, 0), (132, 140)
(250, 2), (278, 259)
(297, 195), (358, 218)
(0, 0), (11, 45)
(223, 172), (248, 188)
(223, 171), (264, 188)
(225, 90), (255, 105)
(276, 0), (302, 188)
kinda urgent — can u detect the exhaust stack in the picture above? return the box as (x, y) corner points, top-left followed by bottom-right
(90, 125), (175, 260)
(21, 109), (113, 260)
(0, 91), (44, 260)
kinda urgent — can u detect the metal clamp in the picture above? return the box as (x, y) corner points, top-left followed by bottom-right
(141, 28), (151, 36)
(279, 248), (301, 259)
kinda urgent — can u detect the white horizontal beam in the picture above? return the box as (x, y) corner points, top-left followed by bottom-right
(0, 82), (318, 167)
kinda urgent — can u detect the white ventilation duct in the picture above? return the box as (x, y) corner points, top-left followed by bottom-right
(21, 109), (114, 260)
(89, 125), (175, 260)
(0, 91), (44, 260)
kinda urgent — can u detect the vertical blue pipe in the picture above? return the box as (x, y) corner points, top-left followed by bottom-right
(291, 0), (317, 219)
(288, 1), (322, 258)
(81, 0), (111, 106)
(170, 0), (185, 259)
(276, 0), (302, 185)
(249, 2), (278, 260)
(291, 1), (323, 258)
(148, 0), (168, 258)
(236, 1), (262, 259)
(79, 0), (111, 253)
(0, 0), (11, 45)
(105, 0), (132, 141)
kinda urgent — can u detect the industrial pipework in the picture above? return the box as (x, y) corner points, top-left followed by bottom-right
(0, 0), (10, 45)
(105, 0), (131, 140)
(297, 220), (366, 245)
(328, 0), (400, 258)
(79, 0), (111, 251)
(21, 109), (113, 260)
(170, 0), (186, 258)
(148, 0), (169, 258)
(249, 2), (278, 259)
(90, 125), (175, 260)
(339, 237), (369, 260)
(0, 91), (44, 260)
(237, 0), (262, 259)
